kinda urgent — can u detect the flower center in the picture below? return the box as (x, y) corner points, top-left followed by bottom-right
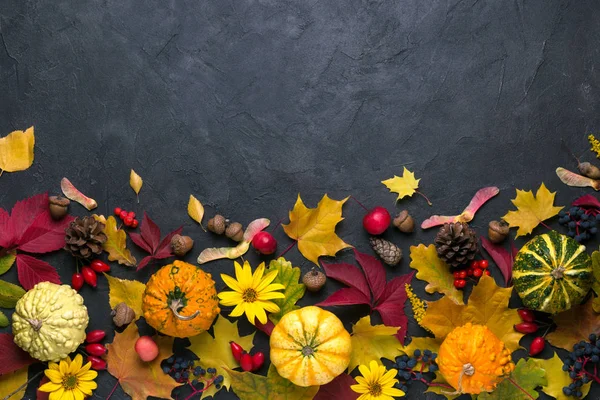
(369, 383), (382, 396)
(63, 375), (78, 390)
(242, 288), (257, 303)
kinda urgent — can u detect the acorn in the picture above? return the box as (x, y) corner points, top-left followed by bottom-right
(111, 302), (135, 327)
(171, 234), (194, 257)
(302, 268), (326, 292)
(393, 210), (414, 233)
(225, 222), (244, 242)
(48, 195), (70, 220)
(488, 220), (510, 243)
(207, 214), (226, 235)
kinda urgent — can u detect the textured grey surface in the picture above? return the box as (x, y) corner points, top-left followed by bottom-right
(1, 0), (600, 399)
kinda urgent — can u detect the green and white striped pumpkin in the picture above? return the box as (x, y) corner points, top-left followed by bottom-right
(513, 231), (592, 314)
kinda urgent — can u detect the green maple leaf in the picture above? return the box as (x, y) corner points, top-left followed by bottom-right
(228, 365), (318, 400)
(478, 358), (547, 400)
(267, 258), (306, 325)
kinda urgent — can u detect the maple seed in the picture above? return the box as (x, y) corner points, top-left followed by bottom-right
(363, 206), (391, 235)
(135, 336), (159, 362)
(48, 195), (70, 220)
(252, 231), (277, 255)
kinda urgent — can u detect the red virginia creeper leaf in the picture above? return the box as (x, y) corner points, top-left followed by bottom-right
(8, 193), (48, 245)
(36, 376), (50, 400)
(130, 213), (182, 270)
(16, 254), (61, 290)
(0, 209), (10, 247)
(153, 227), (183, 259)
(573, 194), (600, 209)
(317, 288), (371, 307)
(129, 232), (152, 254)
(421, 187), (499, 229)
(481, 238), (515, 287)
(314, 374), (359, 400)
(140, 212), (161, 251)
(136, 256), (153, 271)
(0, 333), (36, 374)
(255, 318), (275, 336)
(18, 212), (74, 253)
(321, 261), (371, 300)
(374, 302), (409, 343)
(354, 249), (386, 303)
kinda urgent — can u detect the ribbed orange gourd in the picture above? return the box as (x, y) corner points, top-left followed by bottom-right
(142, 261), (220, 338)
(270, 306), (352, 387)
(437, 323), (514, 394)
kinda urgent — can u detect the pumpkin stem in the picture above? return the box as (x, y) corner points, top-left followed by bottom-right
(169, 299), (199, 321)
(301, 345), (315, 357)
(442, 362), (475, 395)
(27, 318), (43, 332)
(551, 266), (565, 279)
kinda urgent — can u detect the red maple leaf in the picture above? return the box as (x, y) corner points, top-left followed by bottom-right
(0, 333), (36, 375)
(0, 193), (72, 289)
(314, 373), (359, 400)
(481, 238), (518, 287)
(129, 212), (182, 271)
(317, 249), (414, 343)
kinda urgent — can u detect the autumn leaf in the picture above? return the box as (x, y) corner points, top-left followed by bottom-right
(421, 186), (499, 229)
(198, 219), (270, 264)
(16, 254), (61, 290)
(348, 315), (401, 372)
(382, 167), (431, 205)
(0, 279), (25, 307)
(100, 215), (136, 267)
(0, 252), (16, 275)
(0, 311), (8, 327)
(129, 212), (182, 270)
(61, 177), (98, 210)
(267, 258), (306, 325)
(106, 323), (178, 400)
(591, 250), (600, 312)
(282, 194), (352, 265)
(314, 374), (358, 400)
(547, 299), (600, 351)
(188, 194), (205, 229)
(502, 183), (564, 238)
(0, 366), (28, 400)
(104, 273), (146, 320)
(556, 167), (600, 191)
(420, 275), (524, 352)
(188, 316), (255, 399)
(0, 126), (34, 174)
(0, 333), (35, 375)
(541, 352), (591, 400)
(478, 358), (546, 400)
(409, 244), (464, 305)
(129, 169), (143, 202)
(481, 237), (518, 287)
(228, 364), (319, 400)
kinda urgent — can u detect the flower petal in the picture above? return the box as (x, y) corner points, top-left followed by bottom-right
(257, 291), (285, 301)
(382, 387), (405, 397)
(255, 300), (280, 313)
(221, 274), (243, 293)
(252, 263), (266, 288)
(218, 291), (243, 306)
(72, 388), (85, 400)
(59, 359), (70, 376)
(351, 384), (369, 394)
(45, 369), (63, 384)
(255, 270), (279, 292)
(38, 382), (62, 393)
(229, 303), (246, 318)
(49, 387), (65, 400)
(70, 354), (83, 374)
(77, 370), (98, 381)
(241, 261), (254, 285)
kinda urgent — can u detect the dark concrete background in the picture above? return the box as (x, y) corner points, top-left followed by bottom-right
(1, 0), (600, 398)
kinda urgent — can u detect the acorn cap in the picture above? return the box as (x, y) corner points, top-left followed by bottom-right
(171, 234), (194, 257)
(226, 222), (244, 242)
(207, 214), (226, 235)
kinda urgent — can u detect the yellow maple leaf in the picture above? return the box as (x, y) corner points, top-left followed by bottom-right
(104, 273), (146, 320)
(502, 183), (563, 238)
(420, 275), (523, 352)
(100, 216), (137, 266)
(348, 316), (401, 372)
(0, 127), (34, 174)
(0, 366), (28, 399)
(188, 315), (255, 399)
(282, 194), (352, 265)
(382, 167), (431, 204)
(129, 169), (143, 202)
(106, 323), (179, 400)
(409, 244), (464, 305)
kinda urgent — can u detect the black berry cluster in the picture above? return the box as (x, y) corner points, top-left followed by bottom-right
(562, 334), (600, 397)
(558, 207), (599, 243)
(393, 349), (439, 393)
(162, 356), (224, 395)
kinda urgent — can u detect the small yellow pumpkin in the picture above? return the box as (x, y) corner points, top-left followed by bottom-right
(270, 306), (351, 387)
(142, 261), (220, 338)
(437, 323), (514, 394)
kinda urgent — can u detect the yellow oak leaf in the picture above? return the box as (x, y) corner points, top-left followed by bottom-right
(0, 365), (28, 399)
(409, 244), (464, 305)
(187, 194), (205, 228)
(348, 315), (401, 372)
(106, 323), (179, 400)
(478, 358), (547, 400)
(100, 216), (136, 267)
(188, 316), (255, 399)
(0, 126), (34, 174)
(542, 352), (591, 400)
(228, 365), (319, 400)
(129, 169), (143, 202)
(282, 194), (352, 265)
(502, 183), (564, 238)
(381, 167), (420, 201)
(104, 274), (146, 320)
(547, 299), (600, 351)
(420, 275), (524, 352)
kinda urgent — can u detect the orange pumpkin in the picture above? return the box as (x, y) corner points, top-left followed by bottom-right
(142, 261), (220, 338)
(437, 323), (514, 394)
(270, 306), (351, 387)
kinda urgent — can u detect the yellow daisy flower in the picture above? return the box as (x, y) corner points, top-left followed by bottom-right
(38, 354), (98, 400)
(351, 360), (405, 400)
(218, 260), (285, 325)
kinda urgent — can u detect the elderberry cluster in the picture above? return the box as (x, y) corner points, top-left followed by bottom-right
(162, 356), (224, 392)
(561, 334), (600, 397)
(392, 349), (439, 393)
(558, 207), (600, 243)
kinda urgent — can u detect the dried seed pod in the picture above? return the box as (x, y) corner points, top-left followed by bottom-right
(48, 195), (70, 220)
(207, 214), (226, 235)
(171, 234), (194, 257)
(393, 210), (415, 233)
(226, 222), (244, 242)
(302, 268), (326, 292)
(578, 162), (600, 180)
(488, 220), (510, 243)
(111, 302), (135, 327)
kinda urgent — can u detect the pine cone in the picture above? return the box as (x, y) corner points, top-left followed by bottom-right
(64, 216), (107, 259)
(434, 222), (478, 268)
(370, 237), (402, 266)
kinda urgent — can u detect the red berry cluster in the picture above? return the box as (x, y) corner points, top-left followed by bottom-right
(71, 260), (111, 291)
(114, 207), (138, 228)
(84, 329), (108, 370)
(230, 341), (264, 372)
(452, 260), (490, 289)
(514, 309), (545, 356)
